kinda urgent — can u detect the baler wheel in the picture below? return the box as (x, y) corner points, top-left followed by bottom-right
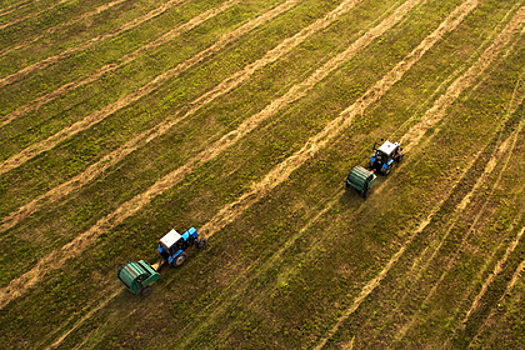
(141, 286), (152, 297)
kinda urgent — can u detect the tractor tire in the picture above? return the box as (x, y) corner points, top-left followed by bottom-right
(196, 238), (207, 249)
(172, 251), (187, 267)
(141, 286), (152, 297)
(384, 164), (392, 175)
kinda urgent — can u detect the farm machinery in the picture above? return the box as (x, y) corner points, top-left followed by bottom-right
(345, 165), (377, 197)
(369, 139), (404, 175)
(117, 227), (206, 296)
(345, 139), (404, 197)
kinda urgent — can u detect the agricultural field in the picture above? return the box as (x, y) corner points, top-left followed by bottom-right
(0, 0), (524, 348)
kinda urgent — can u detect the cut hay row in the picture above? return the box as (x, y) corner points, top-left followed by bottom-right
(0, 0), (238, 128)
(0, 0), (70, 30)
(314, 6), (524, 348)
(0, 0), (372, 234)
(0, 0), (301, 177)
(4, 0), (364, 296)
(42, 0), (436, 345)
(183, 3), (525, 345)
(0, 0), (187, 88)
(201, 0), (477, 237)
(0, 0), (31, 17)
(390, 95), (525, 347)
(0, 0), (129, 58)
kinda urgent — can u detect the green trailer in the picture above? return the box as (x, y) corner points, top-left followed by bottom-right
(345, 165), (377, 197)
(117, 260), (162, 296)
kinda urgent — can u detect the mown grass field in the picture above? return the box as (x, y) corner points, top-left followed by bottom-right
(1, 0), (524, 348)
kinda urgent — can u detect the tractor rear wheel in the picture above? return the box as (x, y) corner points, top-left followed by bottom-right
(172, 252), (187, 267)
(384, 164), (392, 175)
(141, 286), (152, 297)
(196, 238), (207, 249)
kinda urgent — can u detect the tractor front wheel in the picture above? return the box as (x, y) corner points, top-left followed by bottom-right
(141, 286), (152, 297)
(196, 238), (207, 249)
(384, 164), (392, 175)
(172, 252), (187, 267)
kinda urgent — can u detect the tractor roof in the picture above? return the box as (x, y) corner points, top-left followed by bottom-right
(159, 229), (182, 249)
(378, 141), (398, 157)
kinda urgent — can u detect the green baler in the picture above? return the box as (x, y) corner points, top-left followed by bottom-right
(117, 260), (162, 296)
(345, 165), (377, 197)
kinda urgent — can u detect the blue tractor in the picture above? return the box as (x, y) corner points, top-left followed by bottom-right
(157, 227), (207, 267)
(369, 139), (404, 175)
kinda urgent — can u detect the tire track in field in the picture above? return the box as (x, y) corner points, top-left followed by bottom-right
(0, 0), (236, 127)
(314, 4), (525, 349)
(0, 0), (300, 177)
(462, 225), (525, 325)
(179, 1), (480, 340)
(388, 40), (525, 345)
(407, 69), (524, 286)
(391, 99), (525, 345)
(0, 0), (360, 232)
(315, 116), (491, 350)
(0, 0), (186, 87)
(45, 290), (120, 350)
(0, 0), (130, 58)
(177, 188), (344, 349)
(400, 6), (525, 152)
(468, 243), (525, 348)
(459, 119), (525, 327)
(0, 0), (70, 30)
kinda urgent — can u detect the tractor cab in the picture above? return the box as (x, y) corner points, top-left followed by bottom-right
(369, 139), (404, 175)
